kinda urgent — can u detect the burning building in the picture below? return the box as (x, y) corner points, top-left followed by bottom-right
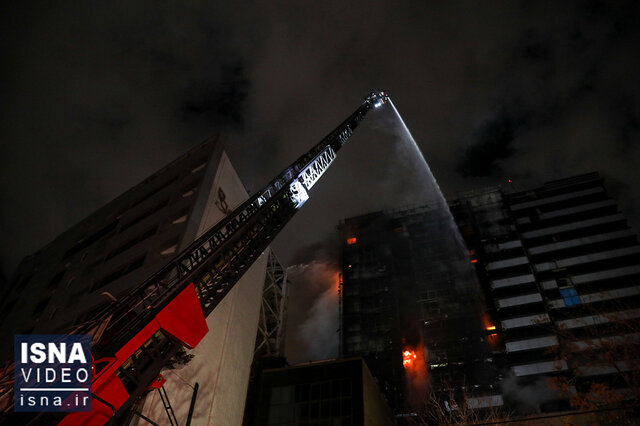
(340, 171), (640, 418)
(339, 205), (495, 415)
(450, 172), (640, 413)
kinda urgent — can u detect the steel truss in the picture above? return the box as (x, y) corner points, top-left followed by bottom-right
(254, 250), (289, 358)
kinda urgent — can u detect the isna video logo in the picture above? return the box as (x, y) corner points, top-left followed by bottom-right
(14, 335), (92, 412)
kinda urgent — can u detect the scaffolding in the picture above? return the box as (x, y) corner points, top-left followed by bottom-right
(254, 250), (289, 358)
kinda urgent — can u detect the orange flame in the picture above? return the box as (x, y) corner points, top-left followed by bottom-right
(402, 350), (417, 368)
(403, 344), (428, 410)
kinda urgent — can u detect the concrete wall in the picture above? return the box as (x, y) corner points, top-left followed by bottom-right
(0, 138), (218, 358)
(141, 149), (269, 425)
(361, 362), (395, 426)
(141, 253), (268, 425)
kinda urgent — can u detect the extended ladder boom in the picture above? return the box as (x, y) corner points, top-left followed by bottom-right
(93, 91), (388, 354)
(37, 91), (388, 424)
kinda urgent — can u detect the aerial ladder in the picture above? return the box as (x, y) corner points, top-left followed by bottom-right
(0, 91), (389, 425)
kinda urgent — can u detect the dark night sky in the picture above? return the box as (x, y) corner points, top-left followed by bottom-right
(1, 1), (639, 363)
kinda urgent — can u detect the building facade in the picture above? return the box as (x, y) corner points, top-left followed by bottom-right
(340, 172), (640, 417)
(0, 135), (287, 425)
(452, 172), (640, 412)
(252, 358), (394, 426)
(339, 205), (495, 415)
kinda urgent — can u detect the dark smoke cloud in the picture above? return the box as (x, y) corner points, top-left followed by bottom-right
(180, 61), (250, 128)
(500, 371), (559, 413)
(457, 110), (526, 177)
(284, 233), (342, 363)
(286, 261), (340, 364)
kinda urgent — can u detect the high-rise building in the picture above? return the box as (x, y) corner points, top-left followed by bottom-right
(0, 135), (288, 425)
(340, 172), (640, 417)
(452, 172), (640, 412)
(339, 206), (495, 415)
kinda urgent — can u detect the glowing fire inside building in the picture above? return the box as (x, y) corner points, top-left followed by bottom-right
(402, 350), (417, 369)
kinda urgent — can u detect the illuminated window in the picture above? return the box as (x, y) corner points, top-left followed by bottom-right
(346, 237), (357, 245)
(559, 287), (581, 306)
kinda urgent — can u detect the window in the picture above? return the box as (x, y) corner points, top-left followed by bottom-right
(92, 255), (146, 292)
(130, 175), (179, 209)
(63, 220), (118, 259)
(172, 208), (190, 225)
(120, 199), (169, 232)
(106, 227), (158, 260)
(559, 287), (581, 306)
(182, 186), (197, 198)
(160, 243), (178, 256)
(181, 179), (200, 198)
(269, 386), (295, 424)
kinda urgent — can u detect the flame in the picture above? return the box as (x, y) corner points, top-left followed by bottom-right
(486, 325), (496, 331)
(403, 344), (428, 410)
(347, 237), (357, 245)
(403, 350), (417, 368)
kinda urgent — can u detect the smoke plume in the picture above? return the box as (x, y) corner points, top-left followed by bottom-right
(500, 370), (559, 413)
(285, 261), (340, 364)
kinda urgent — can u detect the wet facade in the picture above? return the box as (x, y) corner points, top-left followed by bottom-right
(340, 172), (640, 416)
(453, 172), (640, 412)
(339, 205), (494, 414)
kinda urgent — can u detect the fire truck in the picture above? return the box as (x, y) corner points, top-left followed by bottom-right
(0, 92), (389, 424)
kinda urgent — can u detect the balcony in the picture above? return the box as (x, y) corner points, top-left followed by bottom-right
(556, 309), (640, 329)
(510, 187), (603, 211)
(576, 361), (636, 377)
(548, 286), (640, 308)
(572, 264), (640, 285)
(534, 245), (640, 272)
(539, 199), (616, 220)
(571, 333), (640, 351)
(521, 214), (624, 240)
(486, 256), (529, 271)
(466, 395), (504, 409)
(505, 335), (558, 353)
(498, 240), (522, 250)
(497, 293), (543, 308)
(528, 229), (636, 255)
(512, 360), (568, 376)
(491, 274), (536, 290)
(501, 313), (550, 330)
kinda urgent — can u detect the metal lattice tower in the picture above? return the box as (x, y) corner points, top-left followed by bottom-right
(254, 250), (289, 358)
